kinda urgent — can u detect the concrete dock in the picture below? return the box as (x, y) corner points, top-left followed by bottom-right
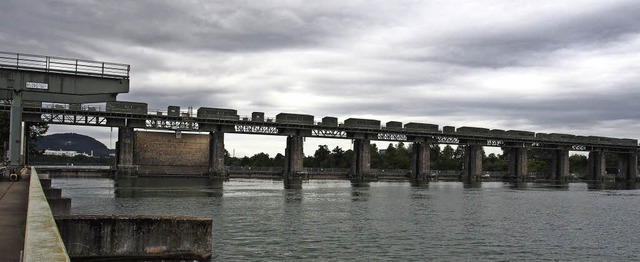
(0, 179), (29, 262)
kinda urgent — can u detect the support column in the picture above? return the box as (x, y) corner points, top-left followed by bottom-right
(284, 135), (304, 179)
(507, 147), (528, 180)
(588, 149), (605, 181)
(410, 141), (430, 181)
(5, 90), (23, 177)
(350, 139), (372, 181)
(548, 148), (569, 181)
(462, 144), (482, 181)
(208, 131), (226, 178)
(116, 127), (137, 177)
(618, 151), (637, 182)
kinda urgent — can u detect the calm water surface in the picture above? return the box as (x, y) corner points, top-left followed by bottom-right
(52, 178), (640, 261)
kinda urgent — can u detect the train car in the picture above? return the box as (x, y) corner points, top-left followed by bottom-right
(321, 116), (338, 126)
(457, 126), (490, 135)
(443, 126), (456, 133)
(618, 138), (638, 146)
(276, 113), (314, 125)
(506, 130), (535, 138)
(252, 112), (265, 122)
(489, 129), (505, 137)
(535, 133), (551, 140)
(385, 121), (403, 130)
(548, 133), (575, 142)
(168, 106), (180, 117)
(404, 122), (439, 132)
(197, 107), (239, 120)
(344, 118), (381, 129)
(106, 101), (148, 114)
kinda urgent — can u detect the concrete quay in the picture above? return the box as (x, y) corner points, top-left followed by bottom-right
(0, 177), (29, 262)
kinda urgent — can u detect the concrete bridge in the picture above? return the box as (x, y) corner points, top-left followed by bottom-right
(1, 51), (638, 185)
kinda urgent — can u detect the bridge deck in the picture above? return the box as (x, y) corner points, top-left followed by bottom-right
(0, 179), (29, 262)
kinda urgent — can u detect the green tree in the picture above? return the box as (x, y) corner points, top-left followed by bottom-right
(569, 154), (588, 174)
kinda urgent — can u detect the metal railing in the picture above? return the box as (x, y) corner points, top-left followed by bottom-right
(0, 51), (129, 78)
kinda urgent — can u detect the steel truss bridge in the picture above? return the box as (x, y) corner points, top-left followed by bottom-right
(1, 103), (636, 153)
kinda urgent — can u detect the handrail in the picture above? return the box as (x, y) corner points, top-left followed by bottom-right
(0, 51), (129, 79)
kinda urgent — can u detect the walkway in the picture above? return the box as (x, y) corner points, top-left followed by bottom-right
(0, 178), (29, 262)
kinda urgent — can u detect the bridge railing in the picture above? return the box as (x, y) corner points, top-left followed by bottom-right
(0, 51), (129, 79)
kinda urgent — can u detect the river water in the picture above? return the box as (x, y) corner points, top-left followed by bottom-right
(52, 177), (640, 261)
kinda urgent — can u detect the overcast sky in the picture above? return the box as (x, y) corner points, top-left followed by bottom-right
(2, 0), (640, 157)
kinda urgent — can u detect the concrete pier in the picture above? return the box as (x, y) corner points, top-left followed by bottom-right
(507, 146), (528, 180)
(588, 150), (606, 180)
(116, 127), (137, 177)
(208, 131), (226, 178)
(351, 139), (372, 181)
(410, 141), (430, 181)
(462, 144), (482, 181)
(617, 151), (638, 182)
(549, 148), (570, 181)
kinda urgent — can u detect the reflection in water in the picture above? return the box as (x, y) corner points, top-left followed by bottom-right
(115, 177), (224, 198)
(284, 178), (303, 190)
(587, 181), (638, 190)
(350, 181), (370, 201)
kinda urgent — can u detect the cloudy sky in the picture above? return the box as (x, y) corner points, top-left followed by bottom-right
(2, 0), (640, 157)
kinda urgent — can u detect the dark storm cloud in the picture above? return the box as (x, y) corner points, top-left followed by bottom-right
(399, 1), (640, 69)
(2, 0), (640, 150)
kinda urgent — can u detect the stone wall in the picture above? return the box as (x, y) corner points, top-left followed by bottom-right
(134, 131), (209, 175)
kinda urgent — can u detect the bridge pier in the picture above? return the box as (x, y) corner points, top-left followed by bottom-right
(284, 135), (305, 187)
(116, 127), (137, 177)
(410, 140), (430, 182)
(350, 139), (373, 181)
(506, 146), (528, 181)
(207, 131), (226, 178)
(548, 148), (570, 181)
(588, 149), (606, 181)
(617, 151), (637, 182)
(461, 144), (482, 181)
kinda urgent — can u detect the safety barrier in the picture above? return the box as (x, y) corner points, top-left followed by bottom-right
(23, 167), (70, 261)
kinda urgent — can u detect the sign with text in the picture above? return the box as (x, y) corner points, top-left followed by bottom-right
(26, 81), (48, 90)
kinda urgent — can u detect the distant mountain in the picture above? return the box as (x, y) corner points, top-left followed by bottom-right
(35, 133), (112, 157)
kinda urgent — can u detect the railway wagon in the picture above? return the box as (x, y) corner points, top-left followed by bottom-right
(535, 133), (551, 140)
(506, 130), (535, 138)
(489, 129), (505, 137)
(276, 113), (314, 125)
(168, 106), (180, 117)
(404, 122), (439, 132)
(618, 138), (638, 146)
(443, 126), (456, 133)
(197, 107), (239, 120)
(321, 116), (338, 126)
(385, 121), (403, 130)
(547, 133), (576, 142)
(106, 101), (148, 114)
(252, 112), (265, 122)
(344, 118), (381, 129)
(457, 126), (490, 135)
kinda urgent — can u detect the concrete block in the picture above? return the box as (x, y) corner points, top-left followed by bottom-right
(55, 215), (212, 261)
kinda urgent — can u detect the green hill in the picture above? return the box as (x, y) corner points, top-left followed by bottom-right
(35, 133), (112, 157)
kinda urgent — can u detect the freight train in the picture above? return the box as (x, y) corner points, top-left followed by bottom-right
(97, 102), (639, 147)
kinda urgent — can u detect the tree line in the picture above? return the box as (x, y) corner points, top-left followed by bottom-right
(226, 142), (603, 174)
